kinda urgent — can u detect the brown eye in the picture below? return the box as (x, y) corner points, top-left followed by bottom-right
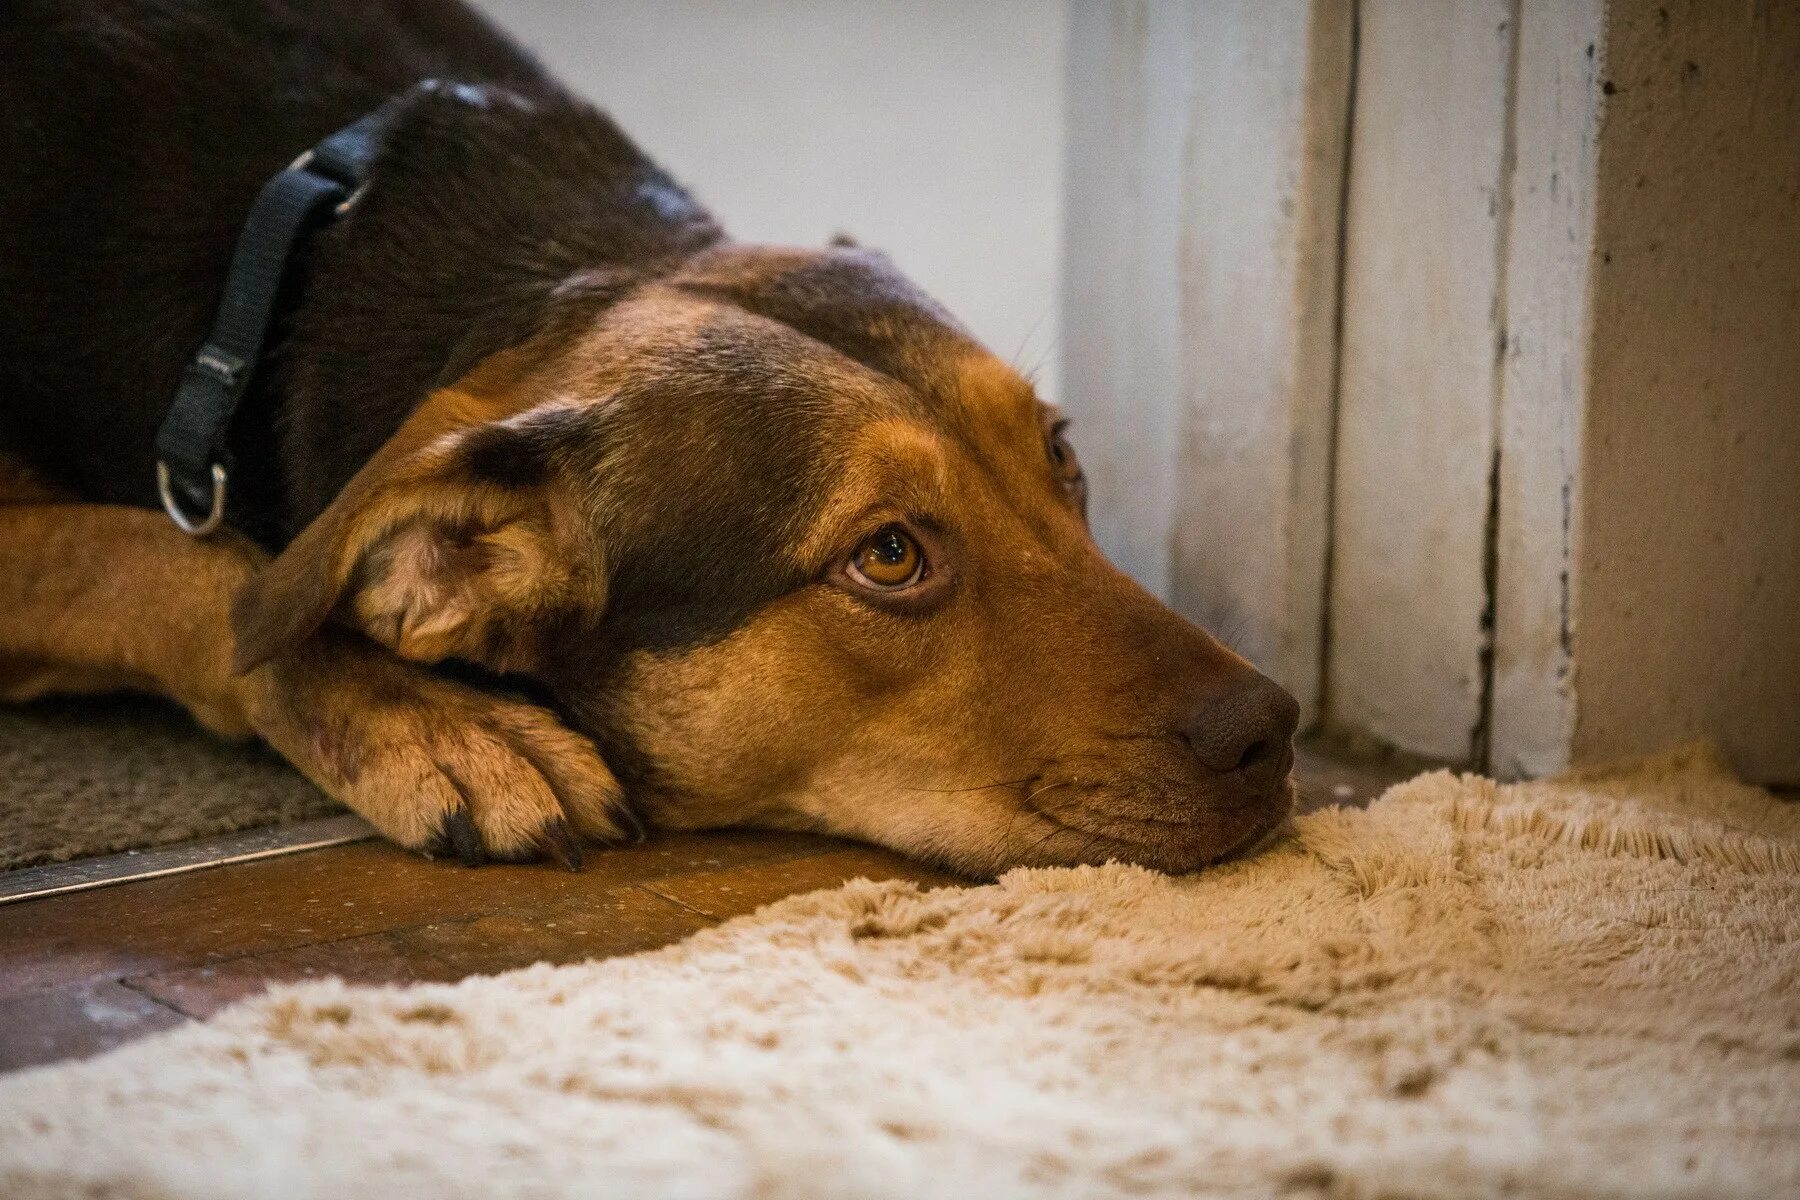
(1048, 423), (1081, 482)
(848, 525), (925, 590)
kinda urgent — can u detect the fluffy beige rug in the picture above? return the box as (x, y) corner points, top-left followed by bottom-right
(2, 745), (1796, 1199)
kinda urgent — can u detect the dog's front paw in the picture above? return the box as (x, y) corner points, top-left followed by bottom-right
(248, 636), (633, 868)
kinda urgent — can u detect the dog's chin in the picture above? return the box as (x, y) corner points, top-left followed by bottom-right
(1107, 813), (1293, 876)
(1211, 781), (1297, 863)
(1008, 775), (1297, 876)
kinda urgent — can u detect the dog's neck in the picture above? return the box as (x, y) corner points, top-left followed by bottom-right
(267, 87), (723, 538)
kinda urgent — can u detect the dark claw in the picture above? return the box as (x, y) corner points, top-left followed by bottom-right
(616, 803), (648, 845)
(443, 805), (486, 867)
(538, 816), (584, 872)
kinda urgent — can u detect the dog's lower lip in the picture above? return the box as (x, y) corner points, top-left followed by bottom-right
(1221, 805), (1292, 862)
(1025, 777), (1295, 871)
(1187, 775), (1296, 866)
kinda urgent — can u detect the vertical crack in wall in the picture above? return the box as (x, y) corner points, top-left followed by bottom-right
(1472, 0), (1526, 772)
(1473, 443), (1503, 770)
(1311, 0), (1360, 736)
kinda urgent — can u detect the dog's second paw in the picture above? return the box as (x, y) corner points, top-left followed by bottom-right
(249, 637), (634, 868)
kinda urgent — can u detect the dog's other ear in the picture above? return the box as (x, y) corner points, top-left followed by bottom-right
(232, 401), (597, 675)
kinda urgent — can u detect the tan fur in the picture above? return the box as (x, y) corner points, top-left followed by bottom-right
(230, 355), (576, 673)
(0, 450), (624, 861)
(351, 510), (566, 667)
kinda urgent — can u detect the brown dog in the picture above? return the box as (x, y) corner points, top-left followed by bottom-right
(0, 0), (1299, 877)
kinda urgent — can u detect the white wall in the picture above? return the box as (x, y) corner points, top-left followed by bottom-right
(469, 0), (1068, 398)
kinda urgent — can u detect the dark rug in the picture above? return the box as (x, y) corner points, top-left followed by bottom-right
(0, 697), (341, 872)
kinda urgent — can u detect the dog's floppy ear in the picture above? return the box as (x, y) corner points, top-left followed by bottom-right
(232, 399), (597, 675)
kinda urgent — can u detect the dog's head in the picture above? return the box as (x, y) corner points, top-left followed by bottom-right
(236, 243), (1298, 876)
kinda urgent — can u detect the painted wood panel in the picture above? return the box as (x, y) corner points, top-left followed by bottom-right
(1325, 0), (1517, 762)
(1166, 0), (1353, 724)
(1488, 0), (1602, 778)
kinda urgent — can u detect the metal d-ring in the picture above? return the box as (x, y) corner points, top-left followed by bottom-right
(156, 460), (228, 537)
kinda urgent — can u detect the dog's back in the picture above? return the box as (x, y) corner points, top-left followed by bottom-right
(0, 0), (548, 508)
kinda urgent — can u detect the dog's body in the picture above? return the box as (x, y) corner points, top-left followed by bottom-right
(2, 0), (686, 534)
(1, 0), (1300, 876)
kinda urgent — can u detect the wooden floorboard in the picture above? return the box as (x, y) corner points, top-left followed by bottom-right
(0, 828), (955, 1073)
(0, 829), (829, 1001)
(126, 883), (717, 1019)
(0, 745), (1410, 1075)
(0, 979), (187, 1074)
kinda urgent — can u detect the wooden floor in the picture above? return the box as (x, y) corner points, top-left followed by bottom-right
(0, 746), (1407, 1074)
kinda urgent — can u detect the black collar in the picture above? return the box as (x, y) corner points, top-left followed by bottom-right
(153, 85), (427, 537)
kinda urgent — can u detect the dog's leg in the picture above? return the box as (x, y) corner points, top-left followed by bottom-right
(0, 499), (625, 865)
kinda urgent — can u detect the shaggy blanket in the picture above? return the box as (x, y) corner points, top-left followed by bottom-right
(1, 745), (1796, 1199)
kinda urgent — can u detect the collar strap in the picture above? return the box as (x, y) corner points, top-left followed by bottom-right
(154, 85), (428, 536)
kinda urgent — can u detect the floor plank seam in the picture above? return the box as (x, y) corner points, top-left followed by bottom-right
(114, 977), (200, 1023)
(637, 883), (727, 923)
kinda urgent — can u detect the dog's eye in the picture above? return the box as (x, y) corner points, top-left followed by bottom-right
(847, 526), (925, 590)
(1048, 422), (1088, 515)
(1048, 423), (1082, 483)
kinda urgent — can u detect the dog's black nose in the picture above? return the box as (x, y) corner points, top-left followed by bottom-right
(1181, 674), (1301, 794)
